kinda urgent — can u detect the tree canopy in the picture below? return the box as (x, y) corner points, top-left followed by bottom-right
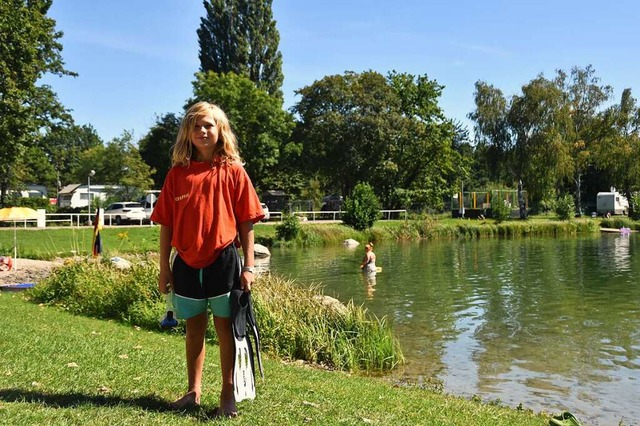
(77, 131), (155, 202)
(469, 65), (621, 213)
(292, 70), (459, 209)
(0, 0), (75, 205)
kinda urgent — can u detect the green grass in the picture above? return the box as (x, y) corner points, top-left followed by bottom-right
(0, 293), (549, 425)
(0, 226), (162, 260)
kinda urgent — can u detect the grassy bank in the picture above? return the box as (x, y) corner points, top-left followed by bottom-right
(2, 215), (632, 261)
(28, 260), (402, 373)
(0, 293), (548, 425)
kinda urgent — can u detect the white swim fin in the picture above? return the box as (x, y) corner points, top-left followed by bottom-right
(233, 324), (256, 401)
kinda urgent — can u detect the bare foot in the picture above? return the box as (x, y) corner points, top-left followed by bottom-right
(218, 390), (237, 417)
(213, 407), (238, 418)
(169, 391), (200, 410)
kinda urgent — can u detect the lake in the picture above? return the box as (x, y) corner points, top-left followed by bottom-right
(265, 233), (640, 426)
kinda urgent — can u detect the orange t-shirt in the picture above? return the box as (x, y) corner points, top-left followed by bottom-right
(150, 160), (264, 268)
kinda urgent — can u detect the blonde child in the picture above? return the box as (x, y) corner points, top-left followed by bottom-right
(151, 101), (264, 417)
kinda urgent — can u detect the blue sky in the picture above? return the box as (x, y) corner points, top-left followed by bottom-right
(43, 0), (640, 143)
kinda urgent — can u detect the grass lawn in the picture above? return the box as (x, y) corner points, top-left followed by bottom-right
(0, 293), (548, 425)
(0, 223), (282, 261)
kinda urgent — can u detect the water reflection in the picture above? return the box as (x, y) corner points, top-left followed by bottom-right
(361, 271), (377, 299)
(268, 235), (640, 426)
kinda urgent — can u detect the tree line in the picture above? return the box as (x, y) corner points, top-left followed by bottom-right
(2, 1), (639, 217)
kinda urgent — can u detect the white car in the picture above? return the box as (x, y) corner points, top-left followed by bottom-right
(104, 202), (146, 225)
(261, 203), (270, 221)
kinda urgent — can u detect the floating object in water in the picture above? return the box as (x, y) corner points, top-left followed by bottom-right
(343, 239), (360, 247)
(620, 227), (631, 235)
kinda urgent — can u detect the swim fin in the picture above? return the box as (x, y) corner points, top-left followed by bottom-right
(231, 289), (263, 401)
(232, 321), (255, 401)
(246, 293), (264, 378)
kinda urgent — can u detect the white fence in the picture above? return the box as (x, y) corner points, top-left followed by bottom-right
(270, 209), (407, 222)
(3, 209), (407, 228)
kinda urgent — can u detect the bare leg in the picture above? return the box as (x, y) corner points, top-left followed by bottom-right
(214, 315), (237, 416)
(170, 312), (208, 409)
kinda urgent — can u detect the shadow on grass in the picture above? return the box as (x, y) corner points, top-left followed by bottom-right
(0, 388), (223, 421)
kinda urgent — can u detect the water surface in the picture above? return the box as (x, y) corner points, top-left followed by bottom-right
(267, 234), (640, 426)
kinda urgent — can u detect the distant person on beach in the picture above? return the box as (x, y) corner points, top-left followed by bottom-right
(359, 242), (377, 274)
(151, 101), (264, 417)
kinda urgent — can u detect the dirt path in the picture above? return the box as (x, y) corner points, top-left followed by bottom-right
(0, 258), (65, 285)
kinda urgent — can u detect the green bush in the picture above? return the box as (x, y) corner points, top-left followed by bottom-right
(342, 183), (381, 231)
(491, 198), (511, 223)
(554, 194), (575, 221)
(29, 259), (161, 322)
(275, 213), (301, 241)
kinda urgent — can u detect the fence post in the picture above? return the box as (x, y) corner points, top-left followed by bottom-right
(36, 209), (46, 228)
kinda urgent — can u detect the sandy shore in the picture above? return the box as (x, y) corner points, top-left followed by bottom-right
(0, 258), (65, 285)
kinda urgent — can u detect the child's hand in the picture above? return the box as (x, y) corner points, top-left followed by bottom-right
(158, 268), (173, 294)
(240, 270), (254, 292)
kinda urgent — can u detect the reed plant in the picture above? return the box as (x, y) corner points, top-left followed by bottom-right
(600, 216), (638, 230)
(253, 274), (403, 372)
(384, 216), (601, 240)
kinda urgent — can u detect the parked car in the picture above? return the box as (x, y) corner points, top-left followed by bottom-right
(261, 203), (270, 221)
(322, 194), (343, 211)
(104, 202), (146, 225)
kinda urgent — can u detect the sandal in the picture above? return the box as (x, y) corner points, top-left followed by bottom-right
(549, 412), (582, 426)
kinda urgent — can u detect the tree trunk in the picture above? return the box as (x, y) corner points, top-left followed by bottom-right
(575, 173), (583, 217)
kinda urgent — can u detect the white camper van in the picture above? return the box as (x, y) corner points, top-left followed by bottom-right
(596, 190), (628, 216)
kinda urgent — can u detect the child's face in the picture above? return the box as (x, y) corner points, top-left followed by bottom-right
(191, 113), (219, 152)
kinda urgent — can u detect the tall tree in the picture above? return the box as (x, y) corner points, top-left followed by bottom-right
(508, 75), (573, 210)
(197, 0), (284, 99)
(555, 65), (612, 215)
(0, 0), (76, 205)
(469, 66), (612, 212)
(594, 88), (640, 216)
(468, 82), (512, 183)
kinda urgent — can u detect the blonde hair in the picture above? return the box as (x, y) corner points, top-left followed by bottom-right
(366, 242), (374, 250)
(171, 101), (241, 167)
